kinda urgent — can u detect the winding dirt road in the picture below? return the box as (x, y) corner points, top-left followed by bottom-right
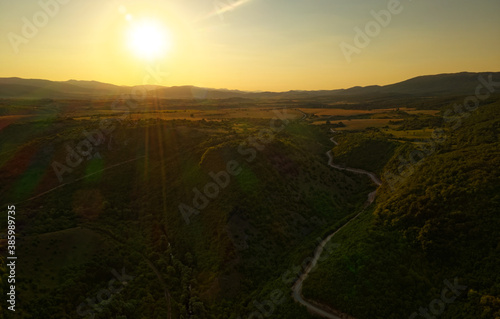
(291, 130), (382, 318)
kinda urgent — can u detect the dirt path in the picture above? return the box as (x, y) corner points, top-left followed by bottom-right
(291, 130), (381, 318)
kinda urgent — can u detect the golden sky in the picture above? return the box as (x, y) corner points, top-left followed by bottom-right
(1, 0), (499, 91)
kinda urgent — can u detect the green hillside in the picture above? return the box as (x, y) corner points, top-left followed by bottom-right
(303, 100), (500, 318)
(0, 114), (373, 318)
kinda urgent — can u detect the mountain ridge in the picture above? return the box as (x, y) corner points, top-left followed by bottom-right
(0, 71), (499, 99)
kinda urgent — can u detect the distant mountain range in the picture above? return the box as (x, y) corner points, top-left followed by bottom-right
(0, 72), (498, 99)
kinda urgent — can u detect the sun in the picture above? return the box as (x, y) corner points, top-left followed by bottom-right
(126, 19), (172, 60)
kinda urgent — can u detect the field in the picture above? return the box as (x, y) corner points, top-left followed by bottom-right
(299, 107), (400, 117)
(2, 93), (497, 319)
(69, 108), (305, 121)
(303, 107), (442, 131)
(327, 118), (394, 130)
(382, 128), (434, 140)
(0, 99), (376, 318)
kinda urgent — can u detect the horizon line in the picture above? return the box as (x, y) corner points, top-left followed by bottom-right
(1, 70), (499, 94)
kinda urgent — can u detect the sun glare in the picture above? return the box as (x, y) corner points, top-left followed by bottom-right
(127, 19), (172, 60)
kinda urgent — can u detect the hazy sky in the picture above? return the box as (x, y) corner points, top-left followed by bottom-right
(1, 0), (499, 91)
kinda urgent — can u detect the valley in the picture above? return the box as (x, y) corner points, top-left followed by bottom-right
(0, 73), (499, 319)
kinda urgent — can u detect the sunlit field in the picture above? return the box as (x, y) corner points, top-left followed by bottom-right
(1, 0), (499, 317)
(323, 118), (394, 130)
(382, 128), (434, 140)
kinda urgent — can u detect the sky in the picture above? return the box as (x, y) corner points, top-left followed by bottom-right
(0, 0), (499, 91)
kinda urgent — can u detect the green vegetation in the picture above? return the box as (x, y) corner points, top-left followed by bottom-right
(303, 99), (500, 318)
(330, 129), (398, 174)
(0, 90), (498, 318)
(0, 104), (373, 318)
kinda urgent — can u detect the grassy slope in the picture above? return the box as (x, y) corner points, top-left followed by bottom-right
(303, 100), (500, 318)
(0, 115), (373, 318)
(330, 130), (398, 174)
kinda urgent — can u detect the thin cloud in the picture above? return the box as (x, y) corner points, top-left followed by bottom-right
(194, 0), (253, 23)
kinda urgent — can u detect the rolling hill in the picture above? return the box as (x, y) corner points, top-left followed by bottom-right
(1, 72), (499, 100)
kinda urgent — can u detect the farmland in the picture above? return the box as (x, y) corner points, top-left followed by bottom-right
(0, 85), (499, 318)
